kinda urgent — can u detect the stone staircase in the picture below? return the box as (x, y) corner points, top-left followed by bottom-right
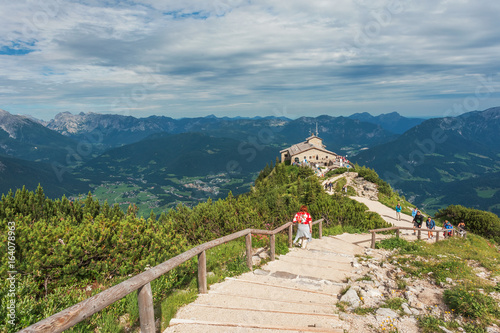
(164, 236), (370, 333)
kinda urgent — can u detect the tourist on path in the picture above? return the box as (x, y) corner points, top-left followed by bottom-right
(443, 220), (453, 238)
(395, 203), (402, 221)
(412, 207), (418, 218)
(426, 216), (436, 239)
(412, 211), (424, 235)
(458, 220), (467, 238)
(293, 205), (313, 247)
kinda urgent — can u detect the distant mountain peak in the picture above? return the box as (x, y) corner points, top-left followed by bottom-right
(0, 109), (32, 139)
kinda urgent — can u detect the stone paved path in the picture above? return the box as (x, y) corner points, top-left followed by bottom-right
(164, 236), (371, 332)
(164, 195), (432, 332)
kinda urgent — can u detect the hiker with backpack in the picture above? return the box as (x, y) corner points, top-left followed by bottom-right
(412, 211), (424, 235)
(426, 216), (436, 239)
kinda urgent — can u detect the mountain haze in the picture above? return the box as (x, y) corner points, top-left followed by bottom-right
(348, 111), (425, 134)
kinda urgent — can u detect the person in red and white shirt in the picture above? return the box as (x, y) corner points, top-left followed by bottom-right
(293, 205), (312, 247)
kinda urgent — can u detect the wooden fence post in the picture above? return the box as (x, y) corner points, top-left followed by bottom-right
(417, 230), (421, 240)
(246, 233), (253, 270)
(137, 282), (155, 333)
(288, 224), (293, 248)
(371, 232), (376, 249)
(396, 228), (400, 239)
(198, 250), (207, 294)
(270, 234), (276, 261)
(319, 220), (323, 239)
(436, 230), (440, 242)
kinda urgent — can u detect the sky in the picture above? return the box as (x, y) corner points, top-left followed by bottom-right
(1, 0), (500, 121)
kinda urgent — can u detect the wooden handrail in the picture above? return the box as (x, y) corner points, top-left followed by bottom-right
(369, 226), (455, 248)
(20, 219), (325, 332)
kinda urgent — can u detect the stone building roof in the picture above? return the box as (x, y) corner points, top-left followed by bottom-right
(280, 138), (336, 156)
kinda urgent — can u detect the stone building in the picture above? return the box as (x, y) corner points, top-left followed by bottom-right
(280, 134), (338, 165)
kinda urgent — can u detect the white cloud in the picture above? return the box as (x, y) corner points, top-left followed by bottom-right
(0, 0), (499, 120)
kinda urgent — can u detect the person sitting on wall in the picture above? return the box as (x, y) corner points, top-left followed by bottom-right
(443, 220), (453, 238)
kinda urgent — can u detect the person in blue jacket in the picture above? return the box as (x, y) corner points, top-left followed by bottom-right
(426, 216), (436, 239)
(395, 203), (402, 221)
(443, 220), (453, 238)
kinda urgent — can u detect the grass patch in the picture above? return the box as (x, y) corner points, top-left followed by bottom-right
(353, 307), (377, 315)
(382, 297), (405, 310)
(356, 275), (372, 282)
(444, 286), (500, 325)
(160, 288), (198, 330)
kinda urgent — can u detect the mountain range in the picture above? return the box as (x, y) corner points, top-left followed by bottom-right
(1, 107), (499, 217)
(354, 107), (500, 215)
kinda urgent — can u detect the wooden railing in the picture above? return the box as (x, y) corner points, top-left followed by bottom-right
(20, 219), (324, 333)
(369, 226), (455, 249)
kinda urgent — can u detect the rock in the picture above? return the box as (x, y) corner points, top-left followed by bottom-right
(340, 288), (361, 308)
(486, 325), (500, 333)
(446, 277), (453, 284)
(258, 251), (270, 260)
(417, 288), (442, 306)
(410, 307), (420, 316)
(251, 255), (261, 266)
(365, 288), (383, 298)
(351, 260), (362, 268)
(375, 308), (399, 319)
(401, 303), (412, 316)
(439, 325), (454, 333)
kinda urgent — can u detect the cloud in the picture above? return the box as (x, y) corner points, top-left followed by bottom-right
(0, 0), (499, 120)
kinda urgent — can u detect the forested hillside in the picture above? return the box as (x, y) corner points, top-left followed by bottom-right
(0, 164), (389, 332)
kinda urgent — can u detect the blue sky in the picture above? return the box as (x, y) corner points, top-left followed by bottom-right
(1, 0), (499, 120)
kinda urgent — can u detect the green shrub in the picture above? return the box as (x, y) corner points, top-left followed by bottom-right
(444, 287), (500, 323)
(436, 205), (500, 243)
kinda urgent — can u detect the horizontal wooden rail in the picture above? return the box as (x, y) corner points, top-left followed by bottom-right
(369, 226), (455, 248)
(20, 219), (325, 332)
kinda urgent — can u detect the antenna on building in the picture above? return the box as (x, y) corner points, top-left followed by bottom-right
(316, 122), (319, 136)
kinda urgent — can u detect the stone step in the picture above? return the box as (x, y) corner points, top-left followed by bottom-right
(168, 305), (343, 331)
(214, 274), (341, 303)
(260, 258), (356, 282)
(166, 318), (344, 332)
(196, 291), (336, 314)
(285, 247), (354, 263)
(309, 236), (365, 256)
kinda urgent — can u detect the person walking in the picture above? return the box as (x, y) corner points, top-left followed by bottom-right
(426, 216), (436, 239)
(293, 205), (313, 248)
(458, 220), (467, 238)
(395, 203), (402, 221)
(412, 211), (424, 235)
(412, 207), (418, 219)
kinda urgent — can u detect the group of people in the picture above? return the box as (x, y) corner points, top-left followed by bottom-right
(324, 181), (334, 191)
(408, 206), (467, 239)
(291, 202), (469, 251)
